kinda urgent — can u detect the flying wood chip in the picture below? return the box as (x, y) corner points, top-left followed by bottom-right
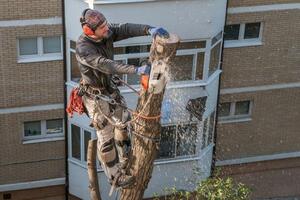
(186, 96), (207, 120)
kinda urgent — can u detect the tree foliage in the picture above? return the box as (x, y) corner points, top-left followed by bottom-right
(153, 169), (251, 200)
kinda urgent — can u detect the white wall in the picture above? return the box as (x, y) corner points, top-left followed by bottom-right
(68, 144), (214, 200)
(93, 0), (227, 43)
(65, 0), (89, 41)
(65, 0), (227, 43)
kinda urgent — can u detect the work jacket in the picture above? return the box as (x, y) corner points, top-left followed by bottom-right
(76, 23), (151, 92)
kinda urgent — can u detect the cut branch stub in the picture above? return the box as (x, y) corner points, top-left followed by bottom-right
(149, 34), (180, 64)
(87, 139), (102, 200)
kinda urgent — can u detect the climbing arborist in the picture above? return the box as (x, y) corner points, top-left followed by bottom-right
(75, 8), (169, 188)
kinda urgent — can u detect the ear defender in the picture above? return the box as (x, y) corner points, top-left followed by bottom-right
(83, 24), (94, 36)
(80, 8), (94, 36)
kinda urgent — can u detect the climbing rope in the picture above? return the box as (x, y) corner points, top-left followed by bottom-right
(131, 130), (160, 143)
(90, 86), (161, 125)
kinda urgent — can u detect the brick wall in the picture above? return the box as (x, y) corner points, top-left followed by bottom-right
(0, 24), (64, 108)
(216, 2), (300, 199)
(0, 0), (62, 21)
(0, 185), (65, 200)
(219, 158), (300, 199)
(228, 0), (300, 7)
(221, 9), (300, 89)
(0, 109), (65, 184)
(0, 159), (65, 185)
(215, 87), (300, 161)
(0, 0), (66, 195)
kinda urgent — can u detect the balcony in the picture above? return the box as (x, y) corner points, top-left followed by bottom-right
(64, 0), (226, 199)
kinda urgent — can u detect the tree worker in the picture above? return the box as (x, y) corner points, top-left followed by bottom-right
(75, 8), (169, 188)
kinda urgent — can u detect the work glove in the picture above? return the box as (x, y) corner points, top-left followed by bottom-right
(136, 64), (151, 75)
(148, 27), (170, 39)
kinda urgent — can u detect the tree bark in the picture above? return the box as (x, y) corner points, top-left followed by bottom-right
(87, 139), (102, 200)
(120, 35), (180, 200)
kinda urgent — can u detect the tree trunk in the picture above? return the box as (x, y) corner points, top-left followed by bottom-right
(120, 35), (180, 200)
(87, 139), (102, 200)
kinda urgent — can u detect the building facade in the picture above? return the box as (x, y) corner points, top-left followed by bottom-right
(0, 0), (66, 199)
(1, 0), (299, 200)
(216, 0), (300, 199)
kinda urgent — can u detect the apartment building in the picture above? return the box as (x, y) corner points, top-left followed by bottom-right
(2, 0), (299, 199)
(0, 1), (66, 199)
(65, 0), (226, 199)
(216, 0), (300, 199)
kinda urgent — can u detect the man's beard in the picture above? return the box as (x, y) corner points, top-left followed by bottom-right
(103, 29), (113, 39)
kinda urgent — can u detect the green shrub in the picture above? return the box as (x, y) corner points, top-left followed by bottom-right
(196, 175), (251, 200)
(153, 169), (251, 200)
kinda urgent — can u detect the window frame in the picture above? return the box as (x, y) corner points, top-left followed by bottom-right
(224, 22), (263, 48)
(218, 100), (253, 123)
(200, 110), (216, 150)
(157, 121), (199, 160)
(66, 37), (223, 88)
(113, 40), (207, 87)
(208, 40), (222, 76)
(17, 36), (63, 63)
(22, 118), (65, 142)
(69, 122), (95, 164)
(70, 48), (81, 82)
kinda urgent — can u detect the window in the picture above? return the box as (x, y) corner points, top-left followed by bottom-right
(207, 31), (223, 77)
(18, 36), (62, 62)
(177, 41), (206, 49)
(71, 124), (81, 160)
(196, 52), (205, 80)
(114, 40), (206, 85)
(176, 124), (197, 156)
(46, 119), (63, 134)
(211, 31), (223, 46)
(224, 22), (262, 48)
(43, 36), (61, 53)
(209, 42), (222, 76)
(224, 24), (240, 40)
(201, 111), (216, 149)
(23, 119), (64, 141)
(218, 102), (231, 117)
(70, 41), (81, 82)
(171, 55), (194, 81)
(235, 101), (250, 115)
(218, 100), (252, 122)
(19, 38), (38, 55)
(244, 23), (261, 39)
(201, 118), (208, 150)
(172, 41), (206, 81)
(126, 45), (151, 54)
(24, 121), (41, 137)
(84, 131), (92, 161)
(70, 123), (93, 163)
(207, 111), (216, 144)
(158, 122), (198, 159)
(159, 125), (176, 158)
(69, 40), (207, 84)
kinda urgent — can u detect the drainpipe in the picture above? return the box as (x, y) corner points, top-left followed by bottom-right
(61, 0), (69, 198)
(211, 0), (229, 176)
